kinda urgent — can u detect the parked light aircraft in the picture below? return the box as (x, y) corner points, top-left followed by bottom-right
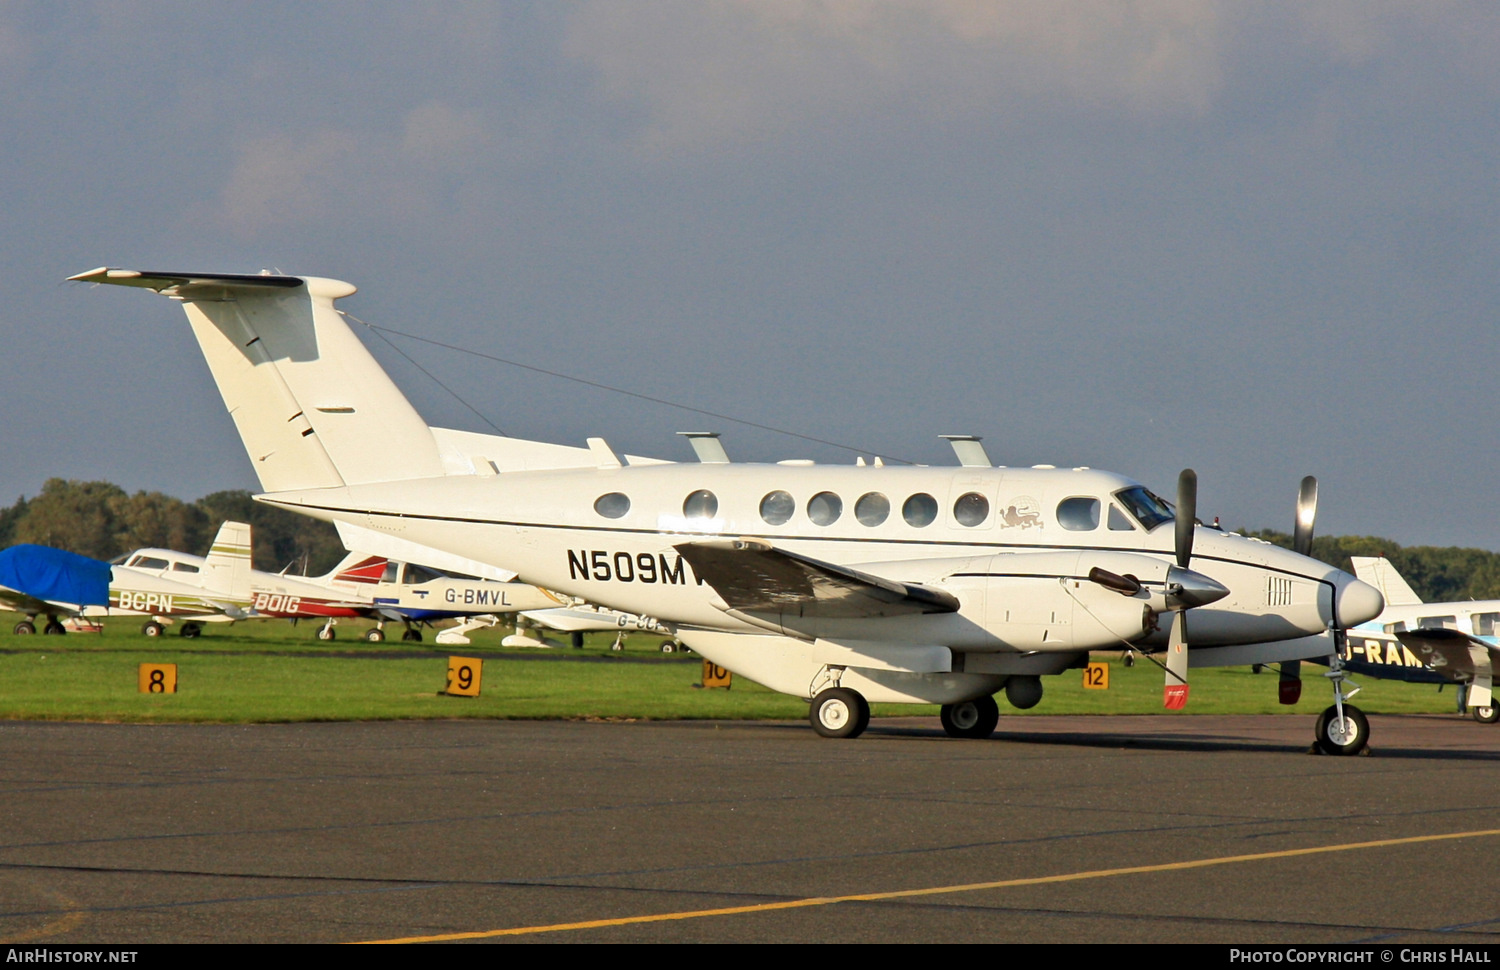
(71, 268), (1387, 753)
(3, 520), (561, 639)
(0, 527), (248, 634)
(1339, 557), (1500, 724)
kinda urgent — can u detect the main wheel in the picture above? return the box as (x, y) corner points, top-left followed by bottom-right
(142, 621), (164, 637)
(364, 628), (386, 643)
(940, 695), (1000, 739)
(13, 621), (35, 635)
(660, 640), (676, 654)
(1473, 703), (1500, 725)
(317, 626), (336, 641)
(810, 687), (870, 739)
(180, 623), (201, 639)
(401, 628), (422, 643)
(43, 622), (65, 635)
(1314, 704), (1370, 756)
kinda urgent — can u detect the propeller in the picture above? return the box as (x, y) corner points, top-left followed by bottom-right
(1294, 475), (1318, 558)
(1282, 475), (1319, 704)
(1164, 469), (1197, 710)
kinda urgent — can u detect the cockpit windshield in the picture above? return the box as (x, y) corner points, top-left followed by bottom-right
(1114, 486), (1175, 531)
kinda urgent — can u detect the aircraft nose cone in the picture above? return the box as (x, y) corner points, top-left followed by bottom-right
(1337, 576), (1384, 627)
(1166, 565), (1230, 610)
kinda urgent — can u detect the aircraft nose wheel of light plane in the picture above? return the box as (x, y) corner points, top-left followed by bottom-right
(1473, 704), (1500, 725)
(811, 688), (870, 739)
(940, 695), (1000, 739)
(364, 628), (385, 643)
(142, 621), (164, 637)
(13, 621), (35, 635)
(317, 621), (336, 641)
(1314, 703), (1369, 756)
(43, 621), (65, 635)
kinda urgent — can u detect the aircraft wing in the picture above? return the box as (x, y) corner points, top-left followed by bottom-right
(675, 539), (959, 619)
(1395, 629), (1498, 707)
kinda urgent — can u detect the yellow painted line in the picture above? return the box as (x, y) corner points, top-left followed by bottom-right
(0, 890), (86, 943)
(355, 826), (1500, 943)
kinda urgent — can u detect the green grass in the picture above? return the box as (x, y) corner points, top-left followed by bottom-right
(0, 617), (1464, 723)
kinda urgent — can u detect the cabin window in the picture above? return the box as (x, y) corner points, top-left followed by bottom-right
(1416, 615), (1457, 630)
(172, 562), (200, 573)
(594, 492), (631, 519)
(382, 561), (400, 584)
(1108, 505), (1135, 531)
(903, 493), (938, 527)
(807, 492), (843, 526)
(131, 556), (169, 570)
(1114, 486), (1174, 531)
(1383, 621), (1407, 634)
(855, 492), (890, 527)
(953, 492), (990, 527)
(405, 563), (443, 585)
(683, 489), (718, 521)
(1472, 613), (1500, 637)
(1057, 497), (1101, 531)
(760, 490), (795, 525)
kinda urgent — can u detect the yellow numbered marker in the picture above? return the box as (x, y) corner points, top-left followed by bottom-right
(701, 659), (732, 689)
(1083, 662), (1109, 690)
(139, 663), (178, 694)
(445, 657), (483, 697)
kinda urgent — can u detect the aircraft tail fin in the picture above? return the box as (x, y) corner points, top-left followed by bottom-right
(329, 553), (389, 585)
(69, 269), (448, 493)
(1349, 556), (1423, 608)
(201, 521), (254, 598)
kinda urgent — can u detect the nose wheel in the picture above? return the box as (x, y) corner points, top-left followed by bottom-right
(1314, 655), (1369, 756)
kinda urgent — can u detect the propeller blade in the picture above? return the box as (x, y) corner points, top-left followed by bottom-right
(1164, 612), (1189, 709)
(1278, 660), (1302, 705)
(1088, 567), (1142, 596)
(1175, 469), (1197, 569)
(1294, 476), (1318, 558)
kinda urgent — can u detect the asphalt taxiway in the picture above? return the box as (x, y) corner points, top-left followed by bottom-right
(1, 714), (1498, 944)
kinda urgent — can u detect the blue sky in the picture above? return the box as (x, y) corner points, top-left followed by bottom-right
(3, 2), (1498, 547)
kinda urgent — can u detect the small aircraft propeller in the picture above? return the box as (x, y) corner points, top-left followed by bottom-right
(1281, 475), (1320, 704)
(1294, 475), (1318, 558)
(1163, 468), (1197, 710)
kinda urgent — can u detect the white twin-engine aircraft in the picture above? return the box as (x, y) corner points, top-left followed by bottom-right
(70, 268), (1386, 753)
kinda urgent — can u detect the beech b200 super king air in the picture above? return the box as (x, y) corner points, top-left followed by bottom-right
(70, 268), (1386, 753)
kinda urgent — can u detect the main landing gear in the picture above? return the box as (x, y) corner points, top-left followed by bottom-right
(15, 614), (64, 635)
(940, 695), (1000, 739)
(811, 688), (870, 739)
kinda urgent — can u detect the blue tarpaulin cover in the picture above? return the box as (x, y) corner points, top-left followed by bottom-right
(0, 545), (112, 606)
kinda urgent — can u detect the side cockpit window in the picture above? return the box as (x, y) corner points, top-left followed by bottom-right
(1114, 486), (1174, 531)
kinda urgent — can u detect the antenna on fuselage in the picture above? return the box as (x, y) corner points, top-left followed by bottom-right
(940, 434), (991, 468)
(678, 431), (730, 464)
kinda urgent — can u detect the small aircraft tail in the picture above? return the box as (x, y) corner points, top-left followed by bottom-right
(201, 522), (254, 599)
(330, 553), (390, 585)
(1349, 556), (1422, 608)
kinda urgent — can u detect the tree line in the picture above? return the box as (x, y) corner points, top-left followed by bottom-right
(0, 479), (345, 576)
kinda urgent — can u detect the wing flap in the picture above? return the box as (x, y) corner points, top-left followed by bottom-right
(674, 539), (959, 619)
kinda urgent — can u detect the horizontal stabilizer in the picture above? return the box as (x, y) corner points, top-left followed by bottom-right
(675, 538), (959, 619)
